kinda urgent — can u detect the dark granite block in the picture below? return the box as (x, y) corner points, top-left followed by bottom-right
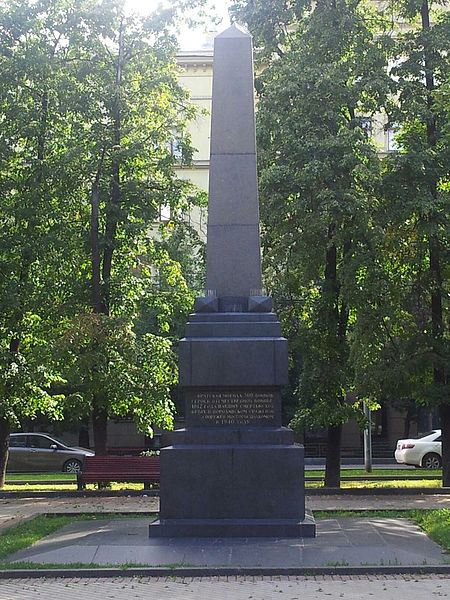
(194, 296), (219, 313)
(188, 313), (278, 323)
(185, 320), (282, 338)
(161, 427), (295, 446)
(274, 339), (289, 384)
(158, 445), (305, 521)
(218, 296), (247, 312)
(149, 516), (316, 538)
(206, 225), (262, 298)
(208, 154), (259, 226)
(210, 35), (256, 156)
(179, 338), (288, 387)
(248, 296), (273, 313)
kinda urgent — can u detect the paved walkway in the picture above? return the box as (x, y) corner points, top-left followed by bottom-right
(6, 515), (446, 567)
(1, 574), (450, 600)
(0, 493), (449, 570)
(0, 494), (450, 584)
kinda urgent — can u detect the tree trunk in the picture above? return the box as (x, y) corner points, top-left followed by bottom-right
(88, 24), (125, 454)
(324, 424), (342, 487)
(102, 20), (124, 316)
(92, 404), (108, 456)
(404, 406), (412, 438)
(0, 418), (11, 489)
(90, 154), (105, 315)
(440, 404), (450, 487)
(78, 419), (90, 449)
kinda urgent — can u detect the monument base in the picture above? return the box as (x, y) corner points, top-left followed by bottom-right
(149, 514), (316, 538)
(149, 435), (316, 539)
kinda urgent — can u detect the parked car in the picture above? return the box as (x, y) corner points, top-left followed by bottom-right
(394, 430), (442, 469)
(7, 433), (94, 473)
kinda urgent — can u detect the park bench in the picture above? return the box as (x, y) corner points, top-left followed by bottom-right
(77, 455), (160, 490)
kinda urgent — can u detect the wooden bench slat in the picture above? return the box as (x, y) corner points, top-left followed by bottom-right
(77, 455), (160, 490)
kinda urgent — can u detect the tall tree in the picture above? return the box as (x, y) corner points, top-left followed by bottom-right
(0, 0), (98, 485)
(0, 0), (205, 480)
(69, 4), (203, 453)
(231, 0), (391, 485)
(352, 0), (450, 483)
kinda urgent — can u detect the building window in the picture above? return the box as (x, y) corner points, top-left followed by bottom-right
(159, 204), (171, 223)
(169, 128), (184, 161)
(170, 138), (183, 160)
(359, 116), (372, 138)
(386, 125), (399, 152)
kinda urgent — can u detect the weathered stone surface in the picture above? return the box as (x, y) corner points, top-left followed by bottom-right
(158, 445), (306, 521)
(206, 24), (262, 298)
(248, 295), (273, 313)
(179, 336), (288, 388)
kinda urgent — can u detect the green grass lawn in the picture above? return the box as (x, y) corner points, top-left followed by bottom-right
(3, 482), (158, 491)
(4, 480), (442, 491)
(0, 515), (79, 561)
(306, 468), (442, 478)
(305, 479), (442, 489)
(6, 473), (76, 481)
(2, 468), (443, 492)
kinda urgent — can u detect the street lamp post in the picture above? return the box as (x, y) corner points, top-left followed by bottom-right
(363, 402), (372, 473)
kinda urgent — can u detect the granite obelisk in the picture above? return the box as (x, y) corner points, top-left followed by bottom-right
(206, 25), (262, 299)
(149, 25), (315, 538)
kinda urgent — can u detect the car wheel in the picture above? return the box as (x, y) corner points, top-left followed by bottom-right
(63, 459), (83, 473)
(421, 453), (442, 469)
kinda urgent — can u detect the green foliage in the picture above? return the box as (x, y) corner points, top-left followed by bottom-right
(58, 314), (177, 435)
(233, 0), (390, 433)
(0, 0), (205, 452)
(350, 1), (450, 410)
(0, 347), (64, 426)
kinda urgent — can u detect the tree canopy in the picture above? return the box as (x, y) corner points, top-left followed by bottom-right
(231, 0), (450, 484)
(0, 0), (205, 483)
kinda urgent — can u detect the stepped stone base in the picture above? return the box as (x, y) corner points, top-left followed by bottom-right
(149, 438), (316, 539)
(149, 515), (316, 538)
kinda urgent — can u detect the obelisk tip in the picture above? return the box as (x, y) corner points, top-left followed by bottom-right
(215, 23), (251, 39)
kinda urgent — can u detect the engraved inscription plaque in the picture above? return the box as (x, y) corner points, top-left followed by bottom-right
(186, 388), (281, 427)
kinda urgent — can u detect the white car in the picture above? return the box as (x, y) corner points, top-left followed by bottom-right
(395, 430), (442, 469)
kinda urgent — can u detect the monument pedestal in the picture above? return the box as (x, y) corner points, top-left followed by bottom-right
(149, 309), (316, 538)
(149, 430), (315, 537)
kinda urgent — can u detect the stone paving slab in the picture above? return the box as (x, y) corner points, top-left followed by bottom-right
(6, 517), (447, 568)
(1, 574), (450, 600)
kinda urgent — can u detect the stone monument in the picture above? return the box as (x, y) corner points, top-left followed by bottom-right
(149, 24), (315, 538)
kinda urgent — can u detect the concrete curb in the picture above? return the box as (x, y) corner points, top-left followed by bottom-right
(307, 487), (450, 495)
(0, 489), (160, 499)
(1, 565), (450, 579)
(1, 488), (450, 500)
